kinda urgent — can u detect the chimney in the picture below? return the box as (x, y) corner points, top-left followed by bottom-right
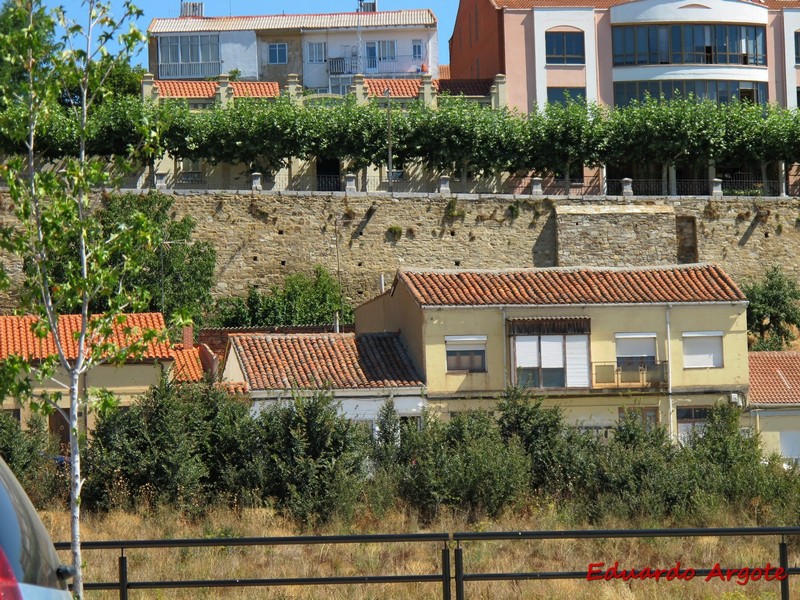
(182, 325), (194, 349)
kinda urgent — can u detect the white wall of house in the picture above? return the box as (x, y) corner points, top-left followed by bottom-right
(532, 8), (598, 109)
(220, 31), (259, 79)
(301, 28), (438, 91)
(611, 0), (767, 25)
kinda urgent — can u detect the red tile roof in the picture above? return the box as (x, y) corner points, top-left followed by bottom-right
(200, 325), (355, 360)
(748, 352), (800, 405)
(216, 381), (250, 396)
(438, 64), (450, 79)
(230, 333), (422, 391)
(0, 313), (173, 361)
(365, 78), (422, 98)
(231, 81), (280, 98)
(154, 80), (280, 99)
(172, 344), (204, 382)
(396, 264), (746, 307)
(149, 10), (436, 34)
(364, 78), (494, 99)
(155, 80), (217, 98)
(492, 0), (774, 8)
(437, 79), (495, 96)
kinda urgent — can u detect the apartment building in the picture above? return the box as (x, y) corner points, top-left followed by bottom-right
(450, 0), (800, 112)
(148, 1), (439, 94)
(355, 264), (749, 439)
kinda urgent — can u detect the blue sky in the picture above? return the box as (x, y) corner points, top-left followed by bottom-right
(50, 0), (458, 66)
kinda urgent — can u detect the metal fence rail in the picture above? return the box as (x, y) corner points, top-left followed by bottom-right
(55, 527), (800, 599)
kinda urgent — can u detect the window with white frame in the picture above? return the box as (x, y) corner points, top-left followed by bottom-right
(514, 334), (590, 389)
(378, 40), (397, 61)
(677, 406), (710, 442)
(269, 43), (288, 65)
(445, 335), (486, 373)
(159, 35), (219, 65)
(307, 42), (327, 64)
(615, 333), (657, 368)
(682, 331), (723, 368)
(412, 39), (423, 61)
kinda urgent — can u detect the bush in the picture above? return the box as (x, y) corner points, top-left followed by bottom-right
(0, 411), (65, 508)
(397, 409), (530, 522)
(252, 390), (369, 526)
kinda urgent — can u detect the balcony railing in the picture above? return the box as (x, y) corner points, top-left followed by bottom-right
(327, 54), (426, 76)
(593, 361), (668, 389)
(158, 61), (221, 79)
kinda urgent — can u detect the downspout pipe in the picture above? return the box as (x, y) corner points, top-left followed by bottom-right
(666, 304), (674, 440)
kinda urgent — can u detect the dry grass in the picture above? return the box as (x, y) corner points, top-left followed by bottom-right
(40, 505), (793, 599)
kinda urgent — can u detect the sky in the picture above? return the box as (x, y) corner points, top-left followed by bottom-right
(49, 0), (458, 66)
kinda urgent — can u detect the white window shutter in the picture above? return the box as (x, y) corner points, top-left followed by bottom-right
(515, 336), (539, 368)
(566, 334), (590, 387)
(540, 335), (564, 368)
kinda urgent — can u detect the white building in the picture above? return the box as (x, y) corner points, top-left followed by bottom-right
(148, 1), (439, 94)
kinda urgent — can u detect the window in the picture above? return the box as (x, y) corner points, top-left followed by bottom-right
(796, 32), (800, 64)
(682, 331), (723, 368)
(378, 40), (397, 62)
(159, 36), (180, 64)
(446, 335), (486, 372)
(269, 43), (288, 65)
(618, 407), (659, 430)
(412, 39), (423, 61)
(514, 334), (590, 389)
(159, 34), (218, 65)
(613, 80), (768, 107)
(677, 406), (710, 442)
(546, 87), (586, 105)
(545, 31), (585, 65)
(615, 333), (657, 368)
(308, 42), (327, 64)
(612, 24), (766, 67)
(178, 158), (204, 184)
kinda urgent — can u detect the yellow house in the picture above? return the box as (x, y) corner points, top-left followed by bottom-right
(355, 264), (749, 439)
(0, 313), (176, 450)
(747, 352), (800, 459)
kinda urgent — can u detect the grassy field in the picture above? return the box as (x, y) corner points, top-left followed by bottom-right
(40, 504), (796, 599)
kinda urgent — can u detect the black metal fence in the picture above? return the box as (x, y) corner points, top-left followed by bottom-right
(55, 527), (800, 599)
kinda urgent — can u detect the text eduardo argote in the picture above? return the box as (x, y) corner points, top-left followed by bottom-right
(587, 562), (787, 586)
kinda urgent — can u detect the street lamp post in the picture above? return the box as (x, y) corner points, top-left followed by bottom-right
(384, 87), (392, 193)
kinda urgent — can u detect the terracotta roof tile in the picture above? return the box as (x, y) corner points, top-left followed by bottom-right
(395, 264), (746, 307)
(438, 64), (450, 79)
(155, 80), (217, 98)
(0, 313), (173, 362)
(149, 10), (436, 34)
(231, 81), (280, 97)
(199, 325), (355, 360)
(172, 344), (204, 382)
(365, 78), (422, 98)
(492, 0), (772, 7)
(231, 332), (422, 391)
(215, 381), (250, 396)
(437, 79), (494, 96)
(748, 352), (800, 405)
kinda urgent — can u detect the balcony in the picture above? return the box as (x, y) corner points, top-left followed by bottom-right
(158, 61), (221, 79)
(327, 54), (426, 77)
(593, 361), (668, 390)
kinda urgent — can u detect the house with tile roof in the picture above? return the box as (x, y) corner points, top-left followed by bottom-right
(0, 313), (179, 448)
(220, 332), (424, 427)
(748, 351), (800, 458)
(147, 1), (438, 94)
(355, 263), (749, 438)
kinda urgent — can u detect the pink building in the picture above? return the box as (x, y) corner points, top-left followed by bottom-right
(450, 0), (800, 113)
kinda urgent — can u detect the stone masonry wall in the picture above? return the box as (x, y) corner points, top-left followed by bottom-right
(2, 191), (800, 312)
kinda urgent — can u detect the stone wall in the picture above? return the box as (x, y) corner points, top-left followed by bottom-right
(3, 191), (800, 312)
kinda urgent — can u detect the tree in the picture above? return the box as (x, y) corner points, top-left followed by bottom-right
(0, 0), (150, 596)
(209, 265), (353, 328)
(743, 266), (800, 350)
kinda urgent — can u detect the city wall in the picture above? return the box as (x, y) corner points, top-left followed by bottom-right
(1, 191), (798, 311)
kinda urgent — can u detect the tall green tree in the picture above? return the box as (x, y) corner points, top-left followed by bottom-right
(0, 0), (151, 595)
(743, 266), (800, 350)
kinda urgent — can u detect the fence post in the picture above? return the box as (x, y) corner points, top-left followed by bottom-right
(455, 544), (465, 600)
(531, 177), (543, 196)
(442, 545), (451, 600)
(622, 177), (633, 197)
(118, 552), (128, 600)
(780, 536), (789, 600)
